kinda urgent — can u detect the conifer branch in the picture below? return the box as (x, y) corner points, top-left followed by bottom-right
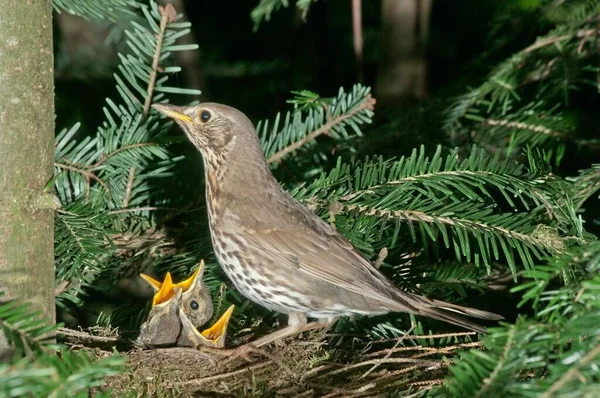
(541, 338), (600, 398)
(268, 94), (375, 163)
(54, 162), (109, 194)
(473, 327), (515, 398)
(260, 85), (375, 164)
(523, 28), (600, 54)
(122, 167), (136, 208)
(482, 119), (564, 138)
(90, 142), (159, 170)
(341, 203), (564, 255)
(143, 3), (177, 118)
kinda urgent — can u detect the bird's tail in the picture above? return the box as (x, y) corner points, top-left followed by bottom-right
(392, 291), (504, 334)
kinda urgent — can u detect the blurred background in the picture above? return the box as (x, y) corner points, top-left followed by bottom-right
(54, 0), (600, 174)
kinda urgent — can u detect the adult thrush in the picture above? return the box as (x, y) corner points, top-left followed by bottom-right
(153, 102), (503, 347)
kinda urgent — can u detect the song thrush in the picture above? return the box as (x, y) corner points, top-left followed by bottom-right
(139, 262), (234, 349)
(153, 102), (503, 347)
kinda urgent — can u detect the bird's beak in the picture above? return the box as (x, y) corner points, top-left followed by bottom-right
(152, 103), (193, 123)
(178, 304), (235, 348)
(140, 273), (163, 293)
(140, 260), (206, 306)
(177, 260), (205, 292)
(152, 272), (176, 306)
(200, 305), (235, 344)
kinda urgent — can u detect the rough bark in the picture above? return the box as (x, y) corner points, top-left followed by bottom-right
(375, 0), (432, 104)
(0, 0), (56, 356)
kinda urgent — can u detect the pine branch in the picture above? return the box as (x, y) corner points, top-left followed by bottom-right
(566, 164), (600, 210)
(142, 3), (176, 118)
(0, 295), (58, 358)
(52, 0), (136, 21)
(250, 0), (315, 30)
(260, 84), (375, 164)
(434, 242), (600, 397)
(292, 145), (581, 275)
(268, 94), (375, 163)
(340, 203), (562, 275)
(541, 339), (600, 398)
(55, 203), (116, 284)
(522, 28), (600, 54)
(54, 1), (201, 208)
(444, 2), (600, 153)
(0, 349), (125, 398)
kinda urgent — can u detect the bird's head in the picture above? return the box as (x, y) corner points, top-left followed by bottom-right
(152, 102), (260, 171)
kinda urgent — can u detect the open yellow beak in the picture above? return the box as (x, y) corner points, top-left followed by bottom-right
(140, 261), (205, 307)
(152, 103), (193, 123)
(176, 265), (202, 292)
(139, 273), (164, 292)
(152, 272), (175, 306)
(200, 305), (235, 343)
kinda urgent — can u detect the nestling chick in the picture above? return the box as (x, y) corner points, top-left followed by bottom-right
(138, 261), (234, 349)
(141, 261), (213, 329)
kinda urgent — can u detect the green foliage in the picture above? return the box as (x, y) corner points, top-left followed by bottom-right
(258, 84), (374, 169)
(53, 0), (136, 21)
(0, 295), (125, 397)
(291, 145), (582, 275)
(431, 242), (600, 397)
(444, 0), (600, 163)
(53, 0), (200, 307)
(0, 295), (58, 357)
(0, 349), (124, 398)
(251, 0), (315, 30)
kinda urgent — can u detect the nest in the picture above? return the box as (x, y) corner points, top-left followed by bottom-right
(67, 329), (482, 397)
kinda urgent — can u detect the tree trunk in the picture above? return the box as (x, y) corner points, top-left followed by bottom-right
(375, 0), (431, 104)
(0, 0), (56, 356)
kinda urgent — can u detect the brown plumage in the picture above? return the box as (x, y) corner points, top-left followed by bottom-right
(152, 102), (503, 346)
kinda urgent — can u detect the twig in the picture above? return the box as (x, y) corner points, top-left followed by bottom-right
(522, 28), (600, 54)
(368, 331), (477, 342)
(361, 324), (415, 379)
(482, 118), (564, 138)
(373, 247), (388, 269)
(54, 162), (110, 194)
(54, 280), (70, 297)
(57, 327), (122, 345)
(178, 360), (273, 385)
(408, 378), (444, 389)
(122, 167), (136, 208)
(327, 357), (440, 377)
(320, 382), (376, 398)
(473, 326), (515, 398)
(267, 94), (375, 164)
(411, 341), (482, 359)
(89, 142), (158, 170)
(143, 3), (177, 118)
(108, 206), (169, 215)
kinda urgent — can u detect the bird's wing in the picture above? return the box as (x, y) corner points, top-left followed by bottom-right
(241, 210), (411, 311)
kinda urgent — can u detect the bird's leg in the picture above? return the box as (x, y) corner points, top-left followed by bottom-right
(249, 311), (308, 347)
(252, 312), (336, 347)
(315, 316), (338, 340)
(217, 313), (336, 365)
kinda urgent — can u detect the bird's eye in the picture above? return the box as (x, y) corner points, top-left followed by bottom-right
(200, 110), (211, 123)
(190, 300), (199, 310)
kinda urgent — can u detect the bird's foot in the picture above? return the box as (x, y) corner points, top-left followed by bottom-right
(197, 343), (268, 367)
